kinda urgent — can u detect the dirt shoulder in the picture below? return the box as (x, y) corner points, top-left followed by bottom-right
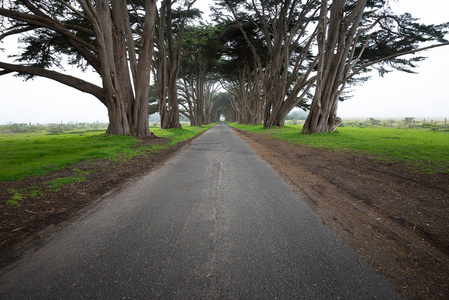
(233, 128), (449, 300)
(0, 136), (191, 269)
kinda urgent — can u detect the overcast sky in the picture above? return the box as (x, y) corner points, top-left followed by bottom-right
(0, 0), (448, 125)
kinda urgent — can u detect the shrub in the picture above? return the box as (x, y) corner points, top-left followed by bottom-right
(368, 118), (381, 126)
(0, 123), (40, 134)
(403, 117), (415, 126)
(46, 123), (65, 134)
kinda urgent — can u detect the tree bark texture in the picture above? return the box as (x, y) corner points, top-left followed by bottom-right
(302, 0), (367, 134)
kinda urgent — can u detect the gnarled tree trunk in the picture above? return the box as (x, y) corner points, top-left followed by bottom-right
(100, 0), (156, 136)
(302, 0), (365, 134)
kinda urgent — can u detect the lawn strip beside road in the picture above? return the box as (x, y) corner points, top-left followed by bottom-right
(228, 123), (449, 174)
(0, 125), (215, 182)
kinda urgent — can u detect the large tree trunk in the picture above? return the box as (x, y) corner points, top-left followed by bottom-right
(157, 0), (181, 129)
(106, 97), (131, 136)
(302, 0), (366, 134)
(95, 0), (156, 136)
(165, 61), (182, 128)
(194, 76), (205, 126)
(302, 93), (340, 134)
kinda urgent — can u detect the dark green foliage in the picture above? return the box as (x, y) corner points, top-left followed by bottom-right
(7, 3), (96, 79)
(357, 11), (448, 77)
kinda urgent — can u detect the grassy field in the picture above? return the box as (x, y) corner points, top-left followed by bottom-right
(228, 123), (449, 174)
(0, 125), (213, 182)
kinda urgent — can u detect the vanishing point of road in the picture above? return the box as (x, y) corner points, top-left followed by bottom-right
(0, 122), (399, 299)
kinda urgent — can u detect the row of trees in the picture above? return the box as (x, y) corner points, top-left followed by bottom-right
(1, 1), (448, 136)
(216, 0), (448, 133)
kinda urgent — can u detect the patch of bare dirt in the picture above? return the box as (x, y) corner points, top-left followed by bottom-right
(0, 135), (186, 269)
(233, 128), (449, 300)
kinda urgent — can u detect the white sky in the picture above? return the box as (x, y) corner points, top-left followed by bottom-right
(0, 0), (448, 124)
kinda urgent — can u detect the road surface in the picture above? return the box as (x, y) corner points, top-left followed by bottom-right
(0, 122), (399, 299)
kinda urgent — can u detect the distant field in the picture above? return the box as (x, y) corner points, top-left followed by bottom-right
(0, 125), (213, 182)
(228, 123), (449, 174)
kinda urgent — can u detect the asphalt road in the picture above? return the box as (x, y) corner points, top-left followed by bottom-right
(0, 122), (399, 299)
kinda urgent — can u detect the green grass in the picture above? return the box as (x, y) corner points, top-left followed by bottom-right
(0, 124), (214, 182)
(228, 123), (449, 174)
(4, 169), (93, 206)
(44, 168), (94, 192)
(6, 186), (43, 206)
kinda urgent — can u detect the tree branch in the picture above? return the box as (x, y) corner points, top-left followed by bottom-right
(0, 7), (100, 72)
(0, 69), (14, 75)
(0, 25), (38, 40)
(59, 0), (88, 20)
(0, 61), (105, 105)
(344, 42), (449, 83)
(64, 24), (95, 36)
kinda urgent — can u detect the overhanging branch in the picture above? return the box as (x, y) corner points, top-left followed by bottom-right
(0, 25), (38, 40)
(0, 7), (100, 71)
(344, 42), (449, 83)
(0, 69), (14, 75)
(0, 61), (106, 105)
